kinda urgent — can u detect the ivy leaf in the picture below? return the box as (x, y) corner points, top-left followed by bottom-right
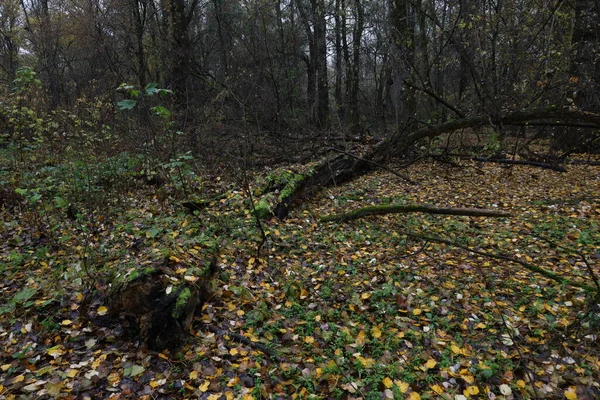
(117, 99), (137, 110)
(144, 82), (159, 95)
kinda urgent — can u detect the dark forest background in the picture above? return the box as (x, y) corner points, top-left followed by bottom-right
(1, 0), (598, 167)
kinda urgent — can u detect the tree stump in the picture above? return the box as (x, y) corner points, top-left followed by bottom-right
(108, 256), (216, 351)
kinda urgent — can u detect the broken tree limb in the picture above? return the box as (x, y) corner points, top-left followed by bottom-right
(472, 157), (567, 172)
(272, 107), (600, 219)
(389, 107), (600, 153)
(400, 231), (599, 294)
(320, 204), (511, 222)
(330, 148), (416, 185)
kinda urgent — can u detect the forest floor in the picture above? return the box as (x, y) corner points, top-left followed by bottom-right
(1, 158), (599, 399)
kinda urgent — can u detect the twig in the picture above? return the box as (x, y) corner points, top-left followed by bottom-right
(205, 325), (285, 363)
(530, 233), (600, 294)
(399, 231), (599, 293)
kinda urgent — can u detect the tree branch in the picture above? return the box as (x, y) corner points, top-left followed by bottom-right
(321, 204), (511, 222)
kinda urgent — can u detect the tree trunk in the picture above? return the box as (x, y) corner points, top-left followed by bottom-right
(348, 0), (364, 133)
(296, 0), (317, 118)
(164, 0), (189, 108)
(131, 0), (147, 88)
(334, 0), (344, 118)
(389, 0), (416, 127)
(570, 0), (600, 112)
(314, 0), (330, 129)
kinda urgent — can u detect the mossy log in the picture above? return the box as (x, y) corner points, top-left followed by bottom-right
(321, 204), (511, 222)
(272, 155), (374, 219)
(108, 258), (216, 350)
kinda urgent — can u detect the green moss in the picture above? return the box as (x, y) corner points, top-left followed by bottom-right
(125, 266), (156, 283)
(173, 287), (192, 319)
(278, 174), (303, 201)
(253, 195), (274, 219)
(261, 168), (314, 199)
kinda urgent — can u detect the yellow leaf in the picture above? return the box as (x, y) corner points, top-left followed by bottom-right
(227, 376), (239, 387)
(361, 292), (371, 300)
(61, 319), (72, 325)
(516, 380), (526, 389)
(229, 348), (239, 356)
(424, 359), (437, 369)
(408, 392), (421, 400)
(47, 345), (64, 358)
(382, 377), (394, 388)
(304, 336), (315, 344)
(207, 395), (221, 400)
(225, 392), (234, 400)
(413, 308), (422, 315)
(97, 306), (108, 316)
(430, 384), (444, 394)
(464, 386), (479, 396)
(199, 380), (210, 392)
(396, 380), (409, 393)
(451, 344), (462, 354)
(67, 369), (78, 378)
(372, 326), (382, 338)
(564, 387), (578, 399)
(189, 370), (198, 380)
(13, 375), (25, 383)
(356, 330), (367, 346)
(1, 364), (11, 371)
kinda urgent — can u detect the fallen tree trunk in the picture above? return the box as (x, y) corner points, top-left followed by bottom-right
(392, 107), (600, 151)
(273, 153), (375, 219)
(272, 107), (600, 219)
(472, 157), (567, 172)
(320, 204), (511, 222)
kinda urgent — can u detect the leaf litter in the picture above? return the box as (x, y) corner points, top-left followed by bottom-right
(1, 160), (599, 399)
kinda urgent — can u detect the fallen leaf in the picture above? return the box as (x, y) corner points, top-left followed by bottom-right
(199, 380), (210, 392)
(382, 376), (393, 388)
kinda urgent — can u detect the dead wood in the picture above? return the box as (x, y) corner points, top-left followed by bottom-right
(472, 157), (567, 172)
(108, 257), (216, 350)
(400, 231), (599, 294)
(320, 204), (511, 222)
(271, 107), (600, 219)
